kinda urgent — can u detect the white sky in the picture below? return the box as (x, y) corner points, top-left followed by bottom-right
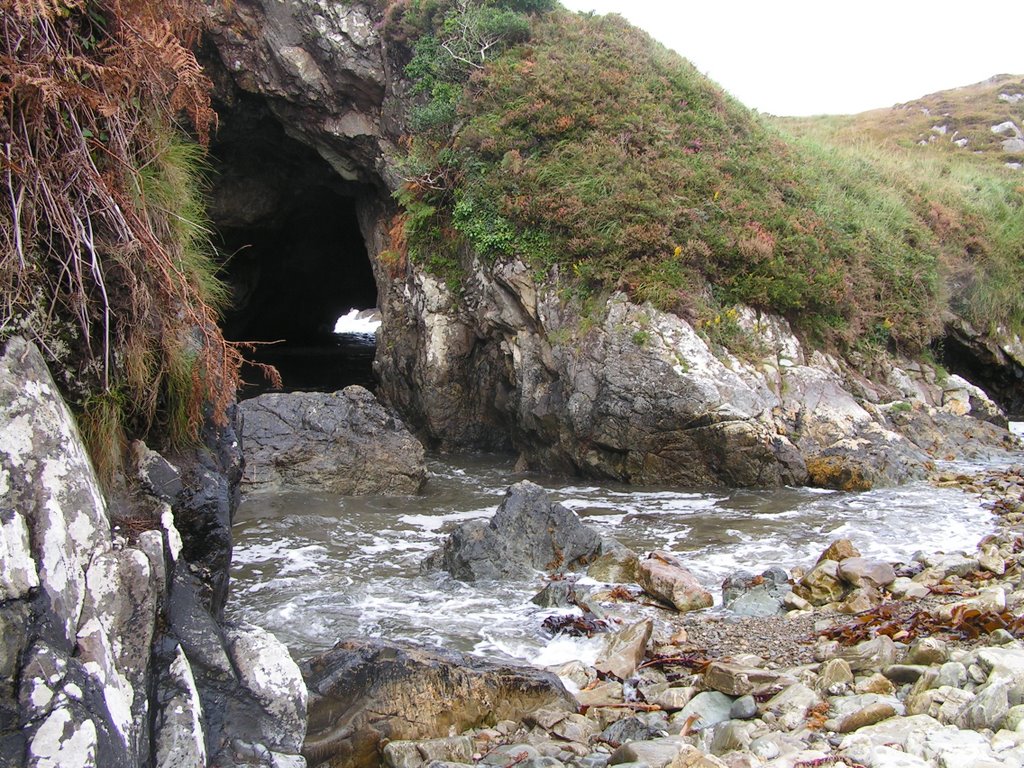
(558, 1), (1024, 116)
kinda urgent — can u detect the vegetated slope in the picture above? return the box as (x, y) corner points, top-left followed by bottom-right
(0, 0), (243, 481)
(391, 4), (1024, 356)
(775, 75), (1024, 342)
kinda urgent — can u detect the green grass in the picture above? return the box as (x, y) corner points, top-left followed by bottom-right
(392, 6), (1024, 356)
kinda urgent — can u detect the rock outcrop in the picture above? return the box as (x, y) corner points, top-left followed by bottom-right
(302, 638), (575, 768)
(0, 337), (306, 767)
(423, 480), (604, 581)
(201, 0), (1021, 489)
(238, 386), (427, 495)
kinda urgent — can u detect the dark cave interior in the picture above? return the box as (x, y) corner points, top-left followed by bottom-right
(208, 96), (380, 396)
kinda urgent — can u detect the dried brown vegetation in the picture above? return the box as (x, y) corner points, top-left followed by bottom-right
(1, 0), (242, 481)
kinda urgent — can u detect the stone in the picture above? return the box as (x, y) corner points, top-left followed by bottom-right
(599, 717), (665, 746)
(481, 745), (541, 767)
(575, 681), (624, 708)
(595, 620), (653, 680)
(238, 387), (427, 495)
(608, 737), (684, 768)
(889, 576), (930, 599)
(154, 645), (207, 768)
(667, 745), (728, 767)
(817, 539), (861, 563)
(816, 658), (854, 692)
(532, 580), (580, 608)
(883, 665), (929, 684)
(906, 637), (949, 666)
(587, 539), (640, 583)
(708, 721), (751, 755)
(956, 679), (1010, 731)
(839, 636), (898, 673)
(837, 557), (896, 588)
(762, 683), (820, 731)
(424, 482), (604, 581)
(225, 622), (308, 753)
(302, 638), (575, 768)
(550, 713), (600, 744)
(837, 713), (944, 751)
(720, 567), (791, 617)
(729, 695), (757, 720)
(671, 692), (734, 732)
(637, 551), (713, 613)
(383, 736), (474, 768)
(645, 684), (697, 712)
(834, 702), (898, 733)
(854, 673), (895, 695)
(795, 560), (846, 606)
(703, 661), (796, 697)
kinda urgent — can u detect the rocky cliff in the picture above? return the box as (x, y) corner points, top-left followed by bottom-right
(0, 337), (307, 767)
(201, 0), (1021, 489)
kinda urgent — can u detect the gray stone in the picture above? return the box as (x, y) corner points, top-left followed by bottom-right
(839, 636), (899, 673)
(729, 695), (757, 720)
(608, 737), (684, 768)
(905, 637), (949, 666)
(956, 679), (1010, 731)
(383, 736), (474, 768)
(588, 538), (640, 584)
(709, 721), (752, 755)
(154, 646), (207, 768)
(703, 661), (796, 697)
(671, 692), (734, 732)
(644, 684), (696, 712)
(762, 683), (820, 731)
(424, 482), (604, 581)
(883, 665), (929, 684)
(721, 567), (791, 617)
(599, 717), (665, 746)
(480, 745), (541, 767)
(637, 551), (712, 613)
(239, 387), (426, 495)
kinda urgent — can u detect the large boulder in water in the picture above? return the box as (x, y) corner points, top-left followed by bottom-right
(239, 386), (427, 495)
(423, 480), (604, 581)
(301, 638), (575, 768)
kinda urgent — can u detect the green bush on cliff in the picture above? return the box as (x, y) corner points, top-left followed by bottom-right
(393, 6), (1024, 355)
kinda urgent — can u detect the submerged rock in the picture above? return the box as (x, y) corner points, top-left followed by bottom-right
(239, 386), (427, 496)
(423, 481), (604, 581)
(302, 638), (575, 768)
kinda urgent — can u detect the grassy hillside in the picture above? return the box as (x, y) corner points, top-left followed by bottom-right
(389, 1), (1024, 356)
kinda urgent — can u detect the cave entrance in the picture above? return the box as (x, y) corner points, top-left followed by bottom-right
(208, 96), (381, 397)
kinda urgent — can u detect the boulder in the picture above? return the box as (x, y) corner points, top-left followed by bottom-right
(817, 539), (861, 563)
(795, 560), (846, 606)
(637, 551), (712, 613)
(302, 638), (575, 768)
(239, 386), (426, 495)
(721, 567), (791, 616)
(424, 481), (604, 581)
(702, 662), (796, 698)
(837, 557), (896, 589)
(595, 619), (653, 680)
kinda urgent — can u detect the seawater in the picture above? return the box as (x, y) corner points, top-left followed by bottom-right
(228, 454), (999, 663)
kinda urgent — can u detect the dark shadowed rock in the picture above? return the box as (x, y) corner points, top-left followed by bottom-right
(239, 386), (426, 496)
(423, 481), (604, 581)
(301, 638), (575, 768)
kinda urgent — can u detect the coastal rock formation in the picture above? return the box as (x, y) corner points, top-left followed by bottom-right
(302, 638), (575, 768)
(238, 386), (427, 495)
(0, 337), (306, 767)
(202, 0), (1020, 489)
(424, 480), (604, 581)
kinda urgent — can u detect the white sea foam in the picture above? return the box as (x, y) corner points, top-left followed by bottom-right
(333, 308), (381, 335)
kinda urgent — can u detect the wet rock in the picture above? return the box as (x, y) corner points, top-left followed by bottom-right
(425, 482), (603, 582)
(637, 551), (713, 613)
(239, 387), (427, 496)
(587, 539), (640, 584)
(575, 681), (624, 708)
(302, 638), (575, 768)
(836, 557), (896, 589)
(720, 567), (791, 617)
(644, 684), (697, 712)
(595, 620), (653, 680)
(154, 646), (207, 768)
(532, 580), (580, 609)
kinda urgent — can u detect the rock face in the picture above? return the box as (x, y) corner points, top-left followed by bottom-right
(0, 337), (306, 767)
(202, 0), (1021, 488)
(302, 638), (575, 768)
(239, 386), (427, 495)
(425, 481), (604, 581)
